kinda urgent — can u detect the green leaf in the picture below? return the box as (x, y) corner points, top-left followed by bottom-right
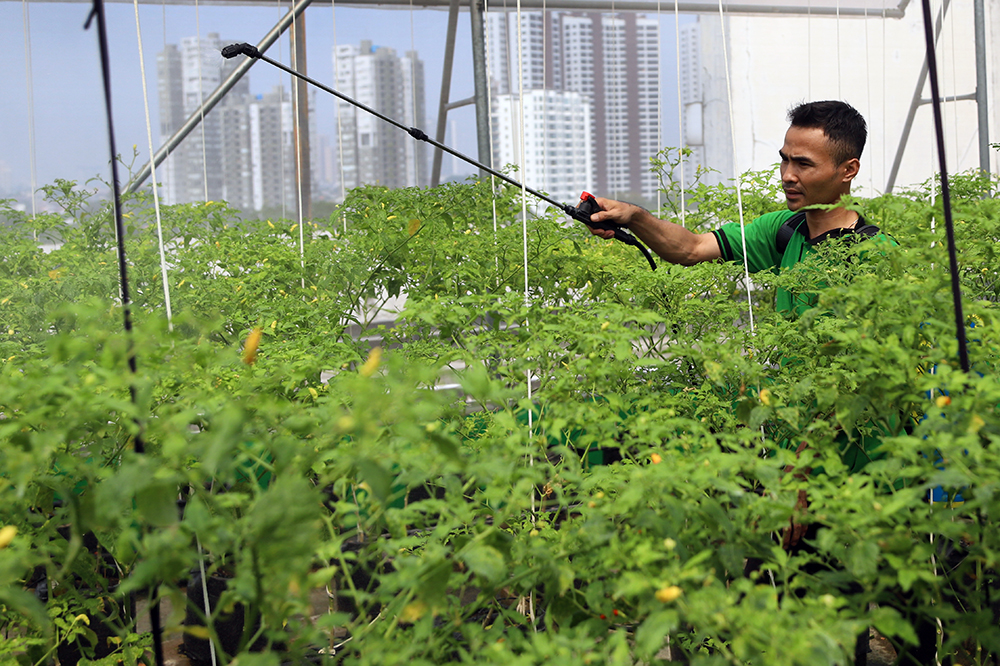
(635, 610), (679, 657)
(871, 606), (918, 646)
(135, 482), (178, 527)
(461, 544), (505, 583)
(357, 458), (392, 503)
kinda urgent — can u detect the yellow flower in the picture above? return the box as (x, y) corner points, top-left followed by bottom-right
(359, 347), (382, 377)
(400, 601), (428, 623)
(242, 327), (263, 365)
(759, 389), (771, 406)
(969, 414), (985, 434)
(0, 525), (17, 549)
(655, 586), (683, 603)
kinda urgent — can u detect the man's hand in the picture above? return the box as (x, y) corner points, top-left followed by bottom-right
(582, 197), (648, 240)
(579, 195), (720, 265)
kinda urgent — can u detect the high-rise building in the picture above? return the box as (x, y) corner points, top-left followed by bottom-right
(487, 11), (661, 202)
(491, 89), (593, 203)
(334, 41), (428, 191)
(157, 33), (316, 213)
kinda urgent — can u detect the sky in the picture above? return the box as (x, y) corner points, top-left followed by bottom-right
(0, 0), (688, 201)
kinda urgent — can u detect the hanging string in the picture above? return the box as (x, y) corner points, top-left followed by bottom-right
(881, 6), (886, 192)
(835, 0), (841, 99)
(277, 0), (288, 220)
(21, 0), (38, 225)
(540, 2), (546, 194)
(947, 0), (958, 167)
(290, 6), (306, 288)
(806, 0), (811, 100)
(513, 0), (537, 629)
(330, 0), (347, 232)
(482, 0), (501, 285)
(133, 0), (174, 329)
(717, 0), (755, 336)
(609, 0), (618, 200)
(408, 0), (419, 186)
(863, 2), (873, 195)
(515, 0), (532, 427)
(919, 0), (970, 374)
(194, 0), (209, 201)
(161, 0), (174, 204)
(672, 0), (684, 226)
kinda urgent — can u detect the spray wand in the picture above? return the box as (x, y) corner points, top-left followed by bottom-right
(221, 42), (656, 271)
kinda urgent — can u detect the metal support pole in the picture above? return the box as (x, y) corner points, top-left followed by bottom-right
(124, 0), (315, 194)
(431, 0), (461, 186)
(469, 0), (492, 176)
(885, 0), (949, 193)
(973, 0), (989, 175)
(291, 13), (312, 219)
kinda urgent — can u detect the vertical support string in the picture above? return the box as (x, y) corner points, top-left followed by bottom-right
(864, 2), (873, 195)
(514, 0), (537, 627)
(330, 0), (347, 232)
(409, 0), (419, 186)
(672, 0), (685, 226)
(194, 0), (209, 201)
(278, 0), (288, 220)
(717, 0), (754, 336)
(835, 0), (841, 99)
(482, 0), (501, 284)
(133, 0), (174, 329)
(21, 0), (38, 224)
(290, 7), (306, 288)
(947, 0), (959, 165)
(882, 6), (886, 191)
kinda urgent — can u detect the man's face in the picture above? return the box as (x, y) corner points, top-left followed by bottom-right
(779, 125), (858, 212)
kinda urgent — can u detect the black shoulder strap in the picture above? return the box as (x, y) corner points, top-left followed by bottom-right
(777, 214), (881, 256)
(854, 223), (880, 238)
(775, 212), (807, 256)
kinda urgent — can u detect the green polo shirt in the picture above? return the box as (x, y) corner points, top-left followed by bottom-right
(711, 209), (888, 318)
(712, 210), (898, 472)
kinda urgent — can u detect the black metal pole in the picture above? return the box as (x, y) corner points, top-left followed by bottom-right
(85, 3), (162, 665)
(919, 0), (969, 374)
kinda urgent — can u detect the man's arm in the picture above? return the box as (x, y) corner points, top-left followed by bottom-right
(587, 198), (721, 266)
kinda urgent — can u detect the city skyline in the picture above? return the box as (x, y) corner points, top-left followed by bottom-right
(0, 2), (687, 210)
(157, 32), (320, 213)
(488, 11), (663, 203)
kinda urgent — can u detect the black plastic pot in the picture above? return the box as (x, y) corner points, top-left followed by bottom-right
(54, 591), (135, 666)
(181, 569), (271, 663)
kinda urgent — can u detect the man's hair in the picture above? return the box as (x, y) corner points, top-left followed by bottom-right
(787, 101), (867, 164)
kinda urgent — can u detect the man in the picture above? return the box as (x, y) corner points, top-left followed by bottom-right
(587, 101), (923, 664)
(587, 100), (874, 317)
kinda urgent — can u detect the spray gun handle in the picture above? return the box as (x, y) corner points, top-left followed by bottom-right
(565, 192), (657, 270)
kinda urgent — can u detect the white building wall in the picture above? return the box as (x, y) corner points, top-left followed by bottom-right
(695, 1), (998, 196)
